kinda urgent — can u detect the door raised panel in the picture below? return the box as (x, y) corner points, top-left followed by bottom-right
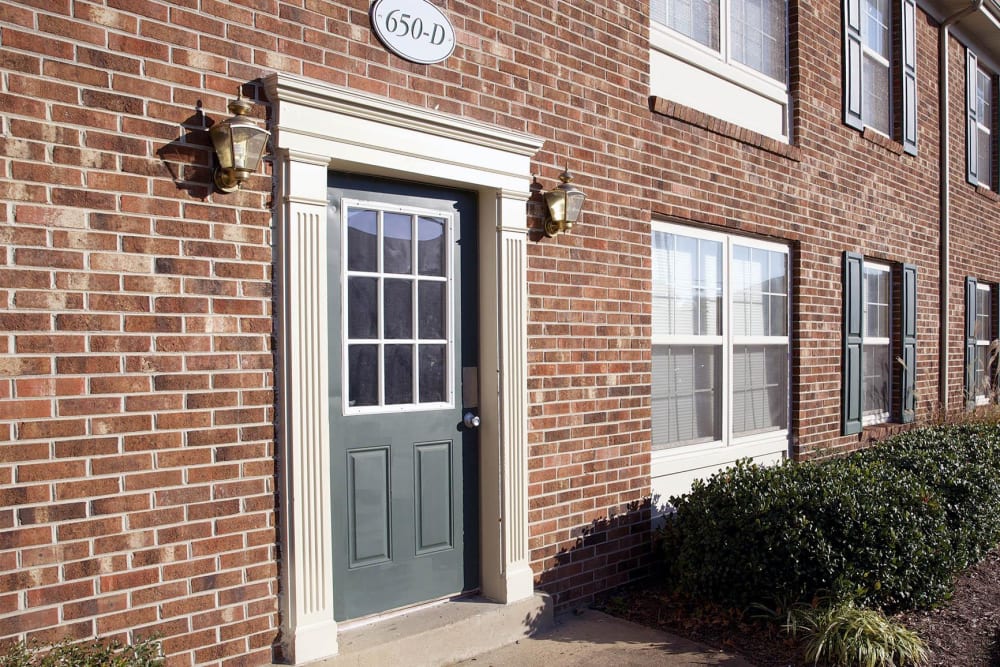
(414, 441), (453, 554)
(347, 447), (391, 568)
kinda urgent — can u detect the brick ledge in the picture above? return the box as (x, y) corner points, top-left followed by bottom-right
(975, 184), (1000, 202)
(649, 95), (801, 161)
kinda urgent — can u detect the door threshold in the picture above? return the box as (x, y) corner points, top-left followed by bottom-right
(302, 592), (553, 667)
(337, 590), (478, 632)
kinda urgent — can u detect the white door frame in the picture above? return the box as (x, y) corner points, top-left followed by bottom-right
(264, 73), (543, 664)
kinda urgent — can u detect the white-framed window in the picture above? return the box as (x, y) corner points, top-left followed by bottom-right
(974, 283), (993, 403)
(652, 0), (786, 82)
(651, 222), (789, 452)
(842, 255), (917, 433)
(976, 68), (993, 189)
(649, 0), (790, 141)
(862, 262), (891, 424)
(341, 199), (455, 414)
(968, 49), (997, 190)
(861, 0), (891, 135)
(843, 0), (917, 153)
(965, 278), (997, 407)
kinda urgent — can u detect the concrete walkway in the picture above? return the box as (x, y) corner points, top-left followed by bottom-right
(448, 608), (755, 667)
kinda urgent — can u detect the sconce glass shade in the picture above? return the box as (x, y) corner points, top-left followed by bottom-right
(543, 168), (587, 236)
(210, 92), (270, 193)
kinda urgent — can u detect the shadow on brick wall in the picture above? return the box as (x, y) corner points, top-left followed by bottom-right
(535, 496), (659, 612)
(156, 103), (214, 199)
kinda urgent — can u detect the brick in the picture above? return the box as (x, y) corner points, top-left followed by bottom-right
(91, 414), (152, 435)
(0, 525), (53, 549)
(91, 533), (153, 557)
(16, 335), (86, 354)
(63, 555), (128, 581)
(55, 436), (119, 458)
(63, 593), (130, 621)
(26, 580), (95, 608)
(90, 453), (153, 475)
(18, 503), (88, 525)
(56, 477), (121, 500)
(14, 377), (85, 398)
(0, 399), (51, 420)
(91, 493), (151, 516)
(57, 396), (121, 416)
(17, 460), (87, 482)
(57, 517), (124, 541)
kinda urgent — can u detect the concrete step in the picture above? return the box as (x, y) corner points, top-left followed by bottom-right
(298, 593), (554, 667)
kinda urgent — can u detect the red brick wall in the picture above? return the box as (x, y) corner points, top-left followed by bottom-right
(947, 34), (1000, 407)
(1, 0), (998, 662)
(0, 1), (277, 662)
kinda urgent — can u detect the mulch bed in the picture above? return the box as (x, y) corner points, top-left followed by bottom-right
(597, 547), (1000, 666)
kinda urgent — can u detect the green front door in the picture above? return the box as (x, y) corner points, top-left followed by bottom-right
(328, 173), (480, 622)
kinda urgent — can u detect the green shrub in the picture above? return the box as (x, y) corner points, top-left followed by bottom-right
(660, 423), (1000, 612)
(785, 602), (928, 667)
(0, 637), (163, 667)
(855, 423), (1000, 568)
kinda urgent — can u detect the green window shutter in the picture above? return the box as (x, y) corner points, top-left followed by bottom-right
(993, 285), (1000, 397)
(898, 264), (917, 422)
(843, 252), (864, 435)
(994, 75), (1000, 191)
(843, 0), (864, 130)
(901, 0), (917, 155)
(967, 49), (980, 185)
(965, 276), (978, 409)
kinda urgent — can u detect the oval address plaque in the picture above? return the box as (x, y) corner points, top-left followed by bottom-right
(370, 0), (456, 65)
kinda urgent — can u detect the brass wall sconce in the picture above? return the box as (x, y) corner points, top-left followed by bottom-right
(209, 90), (271, 193)
(541, 167), (587, 237)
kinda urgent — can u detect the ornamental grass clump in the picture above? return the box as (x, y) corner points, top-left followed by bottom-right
(785, 602), (928, 667)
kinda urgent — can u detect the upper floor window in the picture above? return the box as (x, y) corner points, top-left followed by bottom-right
(967, 49), (998, 191)
(653, 0), (786, 82)
(650, 0), (790, 141)
(861, 0), (891, 135)
(843, 0), (917, 154)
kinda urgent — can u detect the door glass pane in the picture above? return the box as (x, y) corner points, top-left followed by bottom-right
(384, 344), (413, 404)
(347, 208), (378, 272)
(418, 216), (446, 277)
(419, 344), (446, 403)
(384, 279), (413, 339)
(651, 344), (720, 449)
(383, 212), (412, 275)
(348, 277), (378, 339)
(348, 344), (378, 407)
(418, 280), (446, 340)
(343, 199), (453, 412)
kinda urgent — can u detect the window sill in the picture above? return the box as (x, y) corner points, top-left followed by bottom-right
(858, 420), (917, 445)
(650, 96), (801, 161)
(861, 127), (905, 156)
(975, 184), (1000, 202)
